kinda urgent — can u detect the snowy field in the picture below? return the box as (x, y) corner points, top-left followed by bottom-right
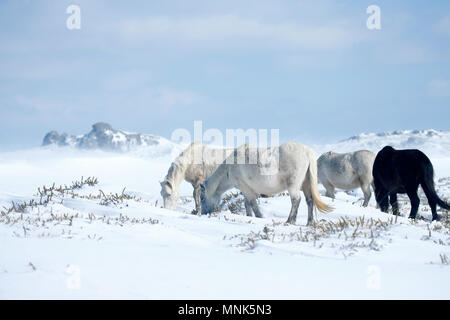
(1, 141), (449, 299)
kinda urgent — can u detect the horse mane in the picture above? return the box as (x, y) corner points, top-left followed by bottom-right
(162, 144), (195, 190)
(163, 142), (233, 193)
(163, 161), (185, 187)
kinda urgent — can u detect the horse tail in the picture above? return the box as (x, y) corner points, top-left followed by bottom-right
(307, 151), (333, 213)
(421, 160), (450, 210)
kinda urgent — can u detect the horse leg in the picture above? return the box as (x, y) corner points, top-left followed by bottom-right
(371, 182), (379, 209)
(361, 183), (372, 207)
(193, 183), (202, 215)
(421, 183), (440, 221)
(389, 193), (399, 216)
(286, 187), (301, 224)
(249, 199), (263, 218)
(428, 199), (440, 221)
(376, 188), (389, 213)
(302, 178), (315, 226)
(427, 197), (439, 222)
(244, 198), (253, 217)
(239, 184), (263, 218)
(406, 187), (420, 220)
(323, 180), (335, 199)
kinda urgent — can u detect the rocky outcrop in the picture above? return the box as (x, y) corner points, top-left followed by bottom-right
(42, 122), (175, 153)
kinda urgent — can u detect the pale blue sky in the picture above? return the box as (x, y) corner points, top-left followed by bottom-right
(1, 0), (449, 150)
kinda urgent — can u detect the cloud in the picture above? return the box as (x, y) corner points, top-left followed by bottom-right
(115, 14), (364, 51)
(436, 15), (450, 36)
(146, 86), (201, 113)
(427, 80), (450, 97)
(14, 96), (72, 113)
(377, 43), (435, 64)
(100, 70), (153, 91)
(99, 71), (202, 112)
(12, 85), (202, 116)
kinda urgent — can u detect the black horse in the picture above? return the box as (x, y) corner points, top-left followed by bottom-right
(373, 146), (450, 221)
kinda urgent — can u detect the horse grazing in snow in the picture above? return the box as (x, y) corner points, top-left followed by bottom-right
(317, 150), (376, 207)
(160, 142), (233, 213)
(200, 142), (333, 225)
(373, 146), (450, 221)
(160, 142), (260, 216)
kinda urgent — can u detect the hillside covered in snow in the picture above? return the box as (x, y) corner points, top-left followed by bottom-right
(315, 129), (450, 157)
(1, 127), (449, 299)
(43, 125), (450, 159)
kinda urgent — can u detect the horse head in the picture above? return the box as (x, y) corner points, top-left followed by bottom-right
(160, 180), (178, 210)
(200, 181), (220, 215)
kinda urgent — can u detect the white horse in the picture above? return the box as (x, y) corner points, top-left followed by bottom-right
(200, 142), (333, 225)
(160, 142), (260, 215)
(317, 150), (376, 207)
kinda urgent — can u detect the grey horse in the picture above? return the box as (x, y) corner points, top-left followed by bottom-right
(317, 150), (376, 207)
(201, 142), (333, 225)
(161, 142), (261, 216)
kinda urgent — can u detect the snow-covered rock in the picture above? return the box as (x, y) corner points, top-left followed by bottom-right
(42, 131), (80, 147)
(42, 122), (181, 156)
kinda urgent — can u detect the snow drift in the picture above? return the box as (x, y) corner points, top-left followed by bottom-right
(0, 126), (447, 299)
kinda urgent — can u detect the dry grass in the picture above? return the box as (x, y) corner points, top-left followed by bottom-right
(98, 188), (141, 206)
(440, 254), (450, 265)
(0, 176), (148, 217)
(220, 191), (245, 214)
(0, 176), (159, 241)
(1, 210), (160, 240)
(429, 253), (450, 266)
(1, 176), (99, 215)
(227, 216), (396, 255)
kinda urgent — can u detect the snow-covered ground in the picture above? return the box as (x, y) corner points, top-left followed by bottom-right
(1, 133), (449, 299)
(314, 129), (450, 158)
